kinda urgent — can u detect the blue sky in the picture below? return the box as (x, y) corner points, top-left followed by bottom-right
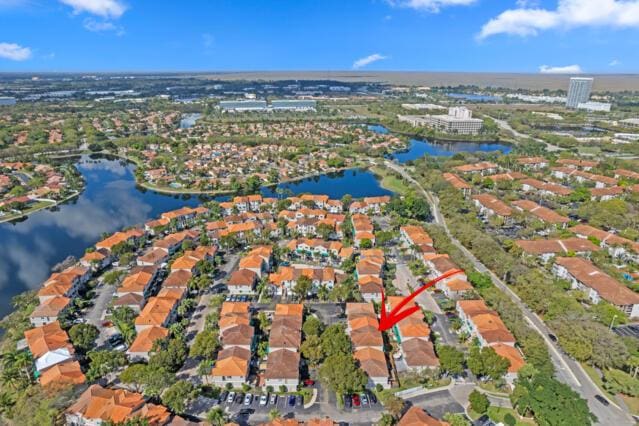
(1, 0), (639, 73)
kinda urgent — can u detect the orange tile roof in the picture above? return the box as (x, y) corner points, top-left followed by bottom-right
(66, 385), (145, 423)
(39, 360), (85, 387)
(211, 346), (251, 377)
(134, 297), (177, 328)
(492, 343), (526, 373)
(31, 297), (71, 319)
(354, 348), (388, 378)
(220, 302), (250, 317)
(397, 406), (448, 426)
(24, 321), (73, 358)
(275, 303), (304, 318)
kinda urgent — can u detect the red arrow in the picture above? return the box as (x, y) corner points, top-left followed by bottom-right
(378, 268), (464, 332)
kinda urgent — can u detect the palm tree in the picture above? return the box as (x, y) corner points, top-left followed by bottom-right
(206, 407), (227, 426)
(268, 408), (281, 421)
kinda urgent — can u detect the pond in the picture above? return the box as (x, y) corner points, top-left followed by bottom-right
(0, 156), (390, 319)
(366, 125), (512, 163)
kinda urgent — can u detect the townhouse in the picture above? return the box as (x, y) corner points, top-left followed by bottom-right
(551, 167), (618, 188)
(37, 266), (91, 303)
(24, 321), (86, 387)
(422, 254), (471, 299)
(510, 200), (569, 228)
(286, 238), (345, 259)
(442, 172), (472, 197)
(556, 158), (599, 171)
(345, 303), (390, 389)
(590, 186), (625, 201)
(80, 248), (113, 271)
(570, 224), (639, 262)
(553, 257), (639, 318)
(65, 384), (172, 426)
(386, 297), (438, 373)
(268, 266), (340, 297)
(472, 193), (513, 220)
(614, 169), (639, 181)
(400, 225), (433, 252)
(456, 300), (517, 348)
(211, 302), (254, 387)
(30, 296), (72, 327)
(519, 178), (572, 197)
(95, 229), (145, 254)
(349, 196), (391, 215)
(264, 304), (303, 392)
(160, 206), (208, 230)
(485, 172), (527, 183)
(515, 238), (601, 263)
(356, 249), (385, 302)
(453, 161), (498, 176)
(456, 299), (524, 386)
(516, 156), (549, 171)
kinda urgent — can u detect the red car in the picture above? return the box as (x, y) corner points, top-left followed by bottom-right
(352, 394), (361, 408)
(303, 379), (315, 387)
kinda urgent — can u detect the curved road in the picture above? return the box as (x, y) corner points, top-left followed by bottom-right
(384, 160), (634, 426)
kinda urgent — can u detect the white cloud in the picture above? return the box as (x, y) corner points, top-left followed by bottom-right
(539, 64), (583, 74)
(386, 0), (477, 13)
(609, 59), (621, 66)
(0, 42), (32, 61)
(59, 0), (126, 18)
(83, 18), (124, 34)
(479, 0), (639, 39)
(353, 53), (388, 69)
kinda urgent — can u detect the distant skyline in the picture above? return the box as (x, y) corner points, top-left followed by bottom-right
(1, 0), (639, 73)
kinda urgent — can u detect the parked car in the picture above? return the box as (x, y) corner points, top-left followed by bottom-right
(244, 394), (253, 406)
(227, 392), (236, 404)
(269, 394), (278, 405)
(235, 393), (244, 404)
(368, 392), (377, 404)
(343, 394), (352, 409)
(219, 391), (229, 404)
(548, 333), (558, 343)
(595, 395), (609, 406)
(352, 394), (361, 408)
(259, 394), (268, 406)
(288, 395), (296, 407)
(296, 395), (303, 407)
(303, 379), (315, 387)
(360, 393), (369, 406)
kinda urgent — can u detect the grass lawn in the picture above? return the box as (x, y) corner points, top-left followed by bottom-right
(487, 406), (537, 426)
(580, 364), (639, 416)
(371, 166), (409, 195)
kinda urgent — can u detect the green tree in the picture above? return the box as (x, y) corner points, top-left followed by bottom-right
(302, 316), (324, 337)
(149, 337), (188, 372)
(512, 374), (595, 426)
(206, 407), (228, 426)
(320, 324), (352, 358)
(190, 329), (219, 360)
(85, 350), (127, 382)
(437, 345), (465, 375)
(68, 323), (99, 353)
(467, 346), (510, 380)
(318, 353), (367, 394)
(162, 380), (198, 414)
(468, 390), (489, 414)
(301, 335), (324, 367)
(442, 413), (471, 426)
(293, 275), (313, 300)
(317, 223), (334, 240)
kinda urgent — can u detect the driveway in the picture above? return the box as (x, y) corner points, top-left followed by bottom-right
(407, 389), (465, 420)
(393, 260), (442, 314)
(83, 279), (117, 347)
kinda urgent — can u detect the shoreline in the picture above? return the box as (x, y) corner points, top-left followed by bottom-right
(0, 190), (81, 225)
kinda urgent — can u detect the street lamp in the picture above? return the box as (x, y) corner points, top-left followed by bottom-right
(609, 314), (618, 330)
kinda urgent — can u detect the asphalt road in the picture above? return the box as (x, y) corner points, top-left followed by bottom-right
(385, 160), (635, 426)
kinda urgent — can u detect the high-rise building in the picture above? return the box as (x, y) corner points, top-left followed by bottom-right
(566, 77), (593, 108)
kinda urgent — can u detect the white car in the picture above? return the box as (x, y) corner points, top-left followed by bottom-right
(259, 394), (268, 406)
(227, 391), (236, 404)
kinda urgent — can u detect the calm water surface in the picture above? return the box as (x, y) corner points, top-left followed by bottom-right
(0, 156), (389, 319)
(366, 125), (512, 163)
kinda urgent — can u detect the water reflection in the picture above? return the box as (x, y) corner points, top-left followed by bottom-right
(0, 156), (390, 319)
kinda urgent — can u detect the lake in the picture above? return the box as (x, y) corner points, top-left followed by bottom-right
(446, 93), (502, 102)
(0, 156), (390, 319)
(366, 125), (512, 163)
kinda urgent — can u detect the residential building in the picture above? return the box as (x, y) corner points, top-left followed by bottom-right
(553, 257), (639, 318)
(566, 77), (593, 108)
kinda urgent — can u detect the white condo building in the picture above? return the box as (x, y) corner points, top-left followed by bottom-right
(566, 77), (593, 108)
(398, 107), (483, 135)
